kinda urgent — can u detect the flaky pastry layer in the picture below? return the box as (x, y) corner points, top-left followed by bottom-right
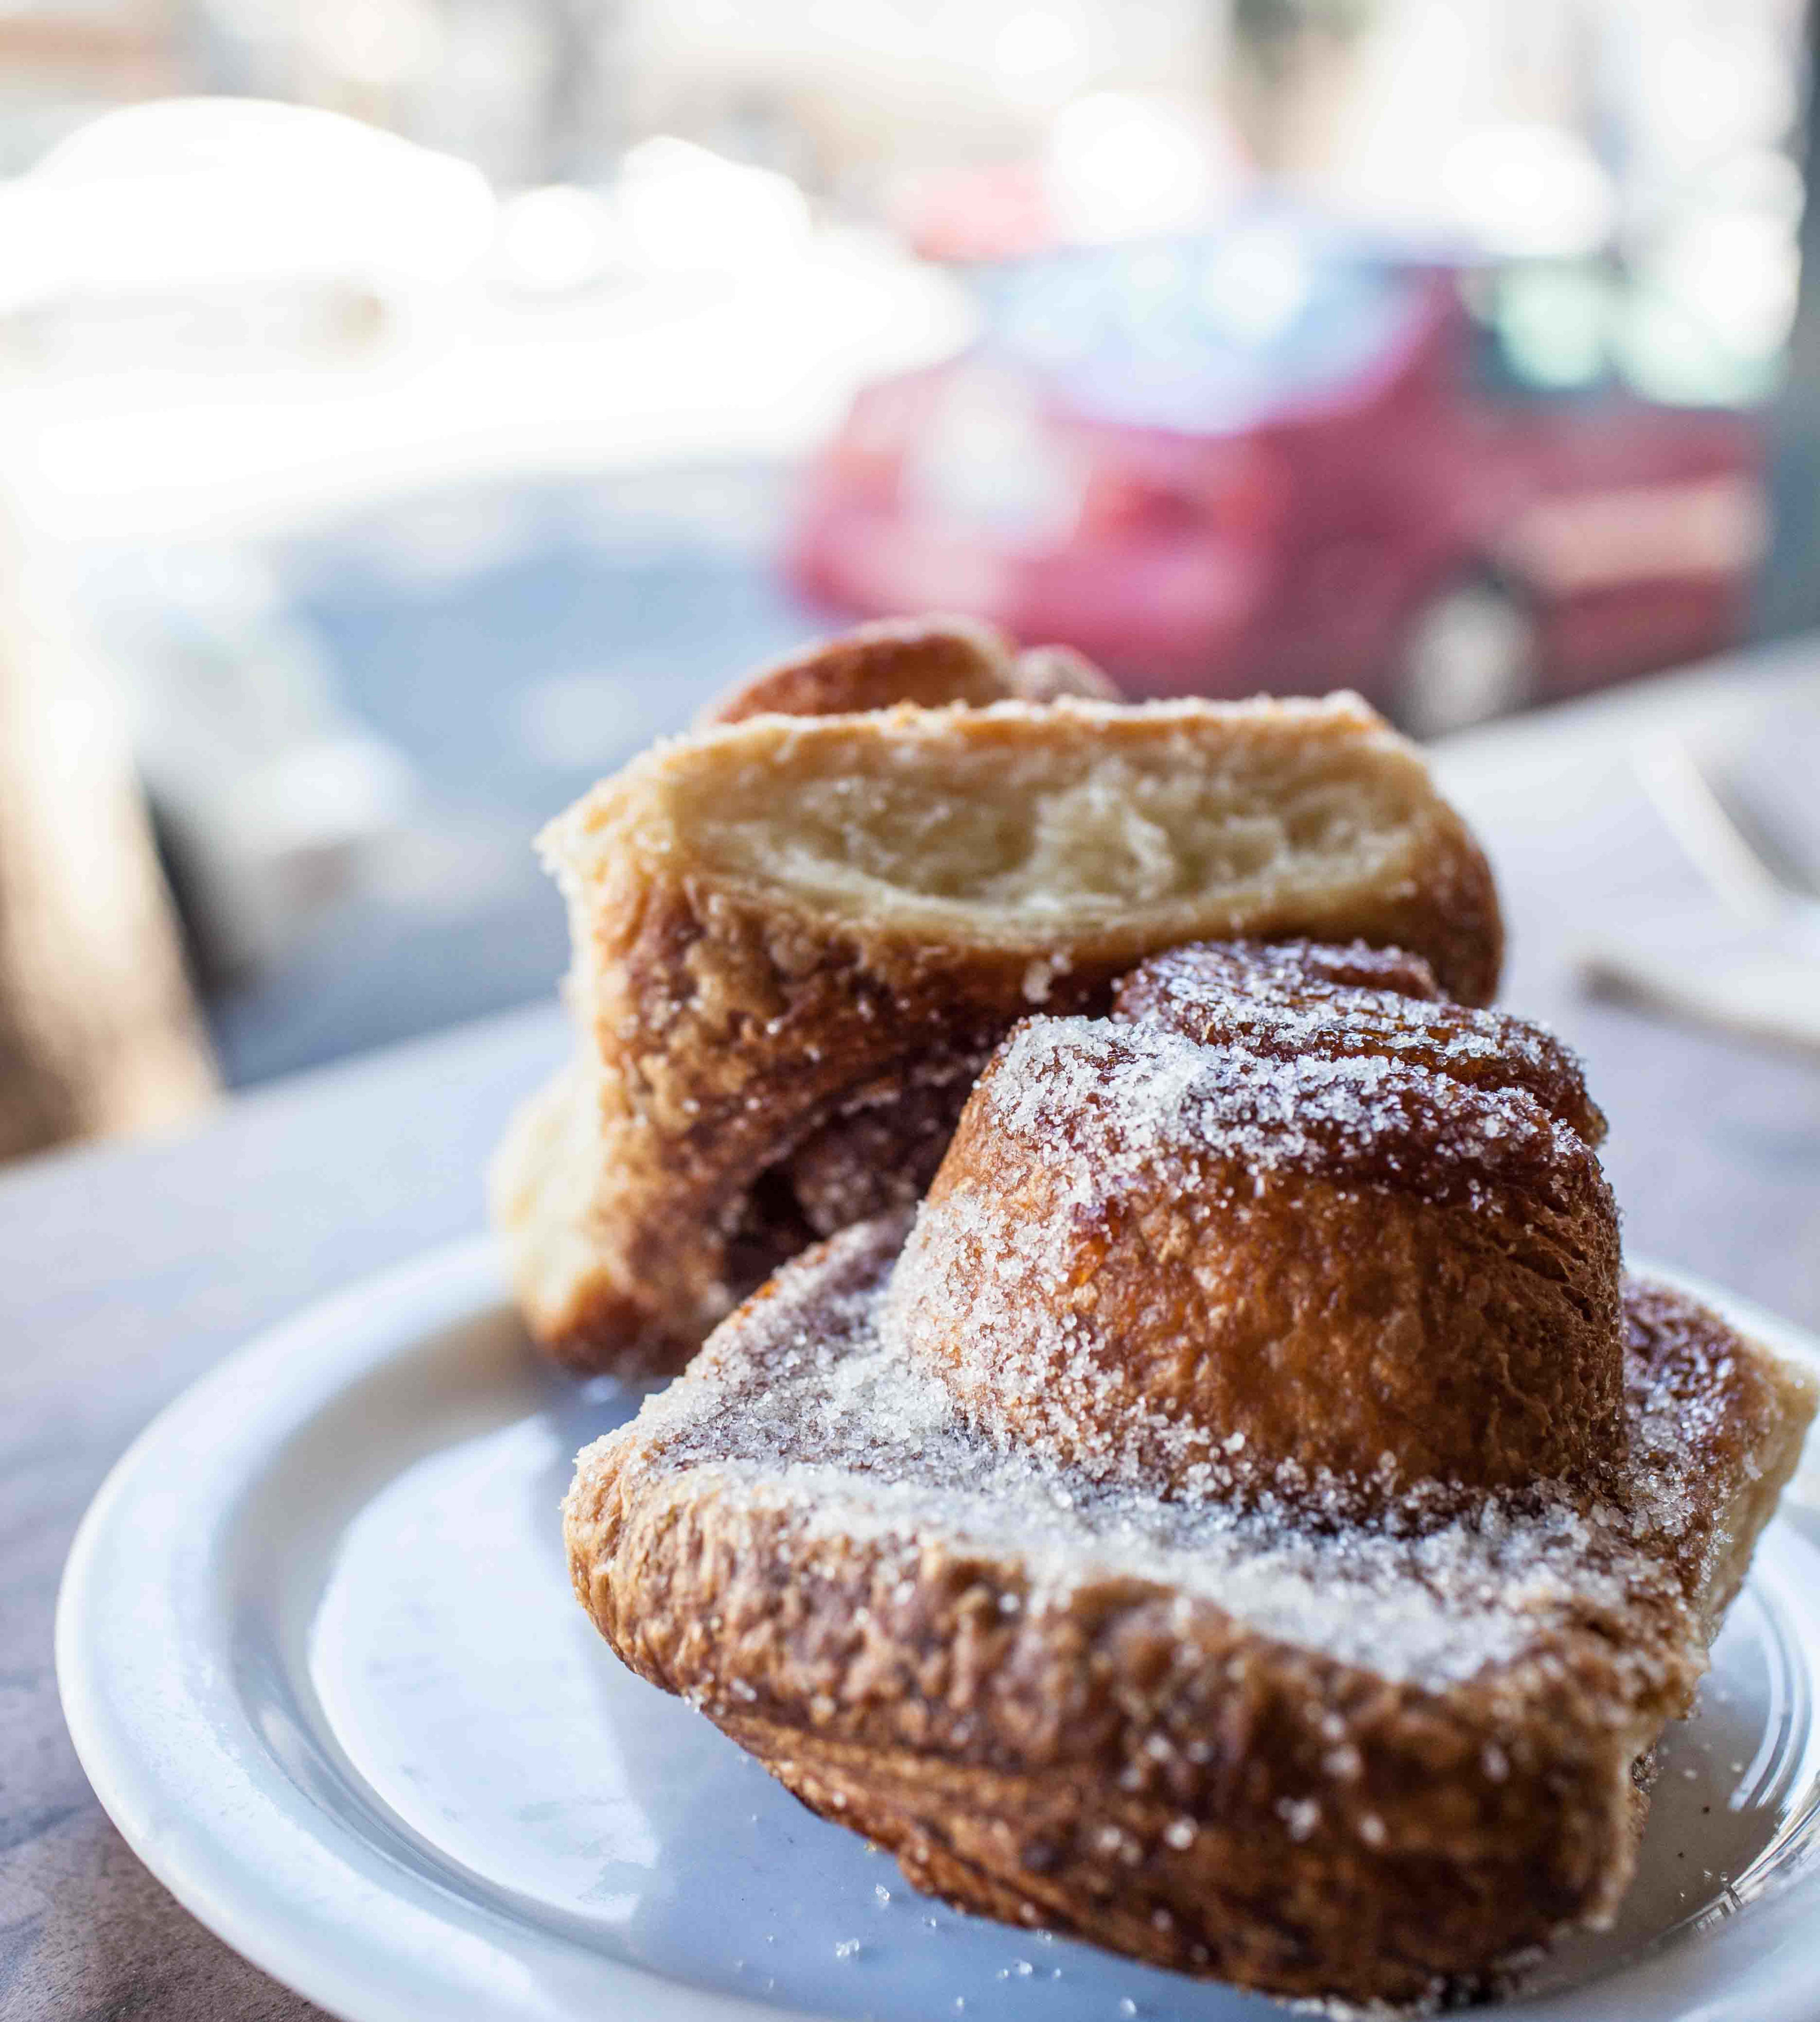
(493, 691), (1502, 1371)
(566, 1221), (1815, 2007)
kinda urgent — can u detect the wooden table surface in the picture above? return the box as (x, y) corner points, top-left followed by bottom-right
(7, 648), (1820, 2022)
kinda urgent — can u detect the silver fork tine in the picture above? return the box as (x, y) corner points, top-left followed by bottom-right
(1703, 760), (1820, 905)
(1636, 735), (1799, 924)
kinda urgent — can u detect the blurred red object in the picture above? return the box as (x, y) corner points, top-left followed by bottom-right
(891, 161), (1054, 266)
(787, 214), (1765, 734)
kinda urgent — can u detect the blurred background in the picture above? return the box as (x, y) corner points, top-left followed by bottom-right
(3, 0), (1820, 1159)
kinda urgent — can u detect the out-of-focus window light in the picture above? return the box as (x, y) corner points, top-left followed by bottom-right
(1618, 286), (1771, 409)
(494, 185), (620, 298)
(27, 99), (493, 288)
(1485, 265), (1611, 392)
(0, 98), (495, 366)
(1043, 93), (1234, 243)
(1635, 18), (1795, 179)
(1642, 198), (1800, 365)
(989, 4), (1094, 108)
(302, 0), (444, 91)
(616, 136), (811, 273)
(1439, 123), (1614, 260)
(1197, 220), (1313, 346)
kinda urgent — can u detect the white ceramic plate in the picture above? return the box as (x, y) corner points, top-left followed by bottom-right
(58, 1239), (1820, 2022)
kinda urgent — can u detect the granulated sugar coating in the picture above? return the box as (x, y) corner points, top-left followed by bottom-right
(617, 1218), (1726, 1695)
(565, 945), (1817, 2009)
(945, 1012), (1596, 1210)
(878, 941), (1624, 1502)
(1110, 939), (1605, 1148)
(876, 1019), (1605, 1483)
(594, 948), (1726, 1693)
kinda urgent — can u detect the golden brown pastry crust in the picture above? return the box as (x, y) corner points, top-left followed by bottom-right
(565, 1218), (1817, 2007)
(697, 613), (1119, 726)
(492, 690), (1503, 1373)
(893, 941), (1625, 1504)
(1113, 938), (1607, 1143)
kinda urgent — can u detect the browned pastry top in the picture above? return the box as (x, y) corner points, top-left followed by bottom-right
(697, 613), (1119, 726)
(1112, 939), (1607, 1148)
(888, 942), (1624, 1505)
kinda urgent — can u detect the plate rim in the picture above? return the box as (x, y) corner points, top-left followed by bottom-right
(56, 1235), (808, 2022)
(55, 1236), (1820, 2022)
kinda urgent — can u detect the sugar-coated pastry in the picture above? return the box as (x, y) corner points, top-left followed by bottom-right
(565, 949), (1816, 2004)
(491, 660), (1502, 1374)
(893, 939), (1622, 1505)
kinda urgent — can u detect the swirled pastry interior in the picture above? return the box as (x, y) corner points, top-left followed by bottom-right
(566, 944), (1817, 2005)
(493, 650), (1501, 1374)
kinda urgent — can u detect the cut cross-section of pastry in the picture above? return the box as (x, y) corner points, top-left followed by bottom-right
(492, 686), (1502, 1373)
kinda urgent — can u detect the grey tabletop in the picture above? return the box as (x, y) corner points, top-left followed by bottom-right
(7, 652), (1820, 2022)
